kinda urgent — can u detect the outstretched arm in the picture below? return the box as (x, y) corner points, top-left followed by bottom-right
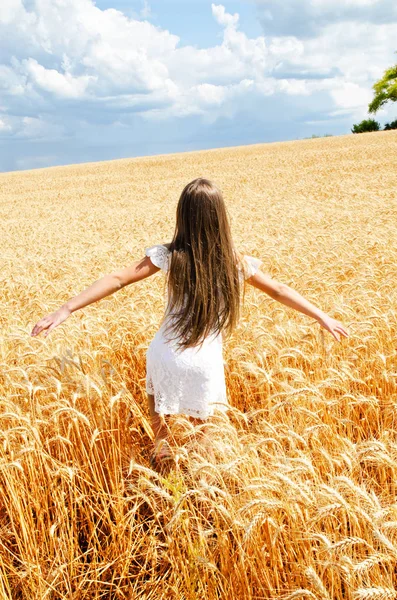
(246, 270), (349, 342)
(31, 256), (160, 337)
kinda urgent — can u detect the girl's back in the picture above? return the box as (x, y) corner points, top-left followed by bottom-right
(144, 178), (262, 421)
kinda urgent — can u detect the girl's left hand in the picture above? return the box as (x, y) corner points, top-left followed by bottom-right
(318, 314), (349, 342)
(31, 305), (71, 338)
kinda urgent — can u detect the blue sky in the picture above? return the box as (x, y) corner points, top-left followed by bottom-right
(93, 0), (264, 45)
(0, 0), (396, 172)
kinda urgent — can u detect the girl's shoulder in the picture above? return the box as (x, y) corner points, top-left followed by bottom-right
(234, 249), (263, 281)
(144, 243), (171, 272)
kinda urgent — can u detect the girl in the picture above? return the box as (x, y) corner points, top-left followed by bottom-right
(31, 178), (349, 467)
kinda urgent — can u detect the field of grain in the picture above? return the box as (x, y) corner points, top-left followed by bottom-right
(1, 130), (397, 599)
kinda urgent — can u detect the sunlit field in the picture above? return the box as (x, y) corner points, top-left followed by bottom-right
(1, 130), (397, 599)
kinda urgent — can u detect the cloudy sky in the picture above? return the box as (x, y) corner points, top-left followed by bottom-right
(1, 0), (396, 172)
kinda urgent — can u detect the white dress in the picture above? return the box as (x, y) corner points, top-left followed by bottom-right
(145, 244), (262, 420)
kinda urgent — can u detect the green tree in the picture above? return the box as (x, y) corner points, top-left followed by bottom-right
(384, 119), (397, 130)
(368, 59), (397, 113)
(351, 119), (381, 134)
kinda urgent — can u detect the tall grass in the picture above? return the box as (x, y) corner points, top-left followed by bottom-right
(1, 130), (397, 598)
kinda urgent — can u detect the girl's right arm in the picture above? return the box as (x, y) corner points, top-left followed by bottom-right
(246, 270), (349, 342)
(31, 255), (160, 338)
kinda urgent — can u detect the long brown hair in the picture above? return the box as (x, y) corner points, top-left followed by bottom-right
(163, 177), (245, 351)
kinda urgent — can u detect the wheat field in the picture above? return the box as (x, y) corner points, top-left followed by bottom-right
(1, 130), (397, 599)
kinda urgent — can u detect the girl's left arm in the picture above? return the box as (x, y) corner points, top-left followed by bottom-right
(31, 256), (160, 337)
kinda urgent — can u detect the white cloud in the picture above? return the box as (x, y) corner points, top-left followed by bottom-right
(211, 3), (240, 28)
(0, 117), (11, 132)
(196, 83), (227, 106)
(331, 81), (373, 110)
(24, 58), (96, 98)
(0, 0), (26, 25)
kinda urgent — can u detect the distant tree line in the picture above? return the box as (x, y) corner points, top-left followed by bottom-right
(351, 118), (397, 133)
(304, 133), (334, 139)
(352, 55), (397, 134)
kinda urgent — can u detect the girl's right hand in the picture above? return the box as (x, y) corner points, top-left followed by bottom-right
(31, 305), (71, 338)
(318, 314), (349, 342)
